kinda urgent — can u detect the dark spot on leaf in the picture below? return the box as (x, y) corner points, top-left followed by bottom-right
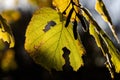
(62, 47), (73, 71)
(43, 20), (56, 32)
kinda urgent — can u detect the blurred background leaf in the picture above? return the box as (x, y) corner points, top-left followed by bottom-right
(1, 49), (17, 72)
(28, 0), (52, 8)
(0, 40), (6, 51)
(1, 10), (21, 23)
(0, 15), (15, 48)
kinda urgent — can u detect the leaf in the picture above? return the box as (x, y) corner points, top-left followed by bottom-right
(95, 0), (120, 43)
(0, 15), (15, 48)
(81, 7), (120, 78)
(53, 0), (89, 33)
(25, 7), (85, 71)
(1, 10), (21, 23)
(29, 0), (52, 8)
(95, 0), (111, 23)
(100, 33), (120, 73)
(90, 22), (120, 77)
(1, 49), (17, 71)
(52, 0), (71, 13)
(81, 7), (105, 54)
(0, 40), (6, 51)
(52, 0), (81, 22)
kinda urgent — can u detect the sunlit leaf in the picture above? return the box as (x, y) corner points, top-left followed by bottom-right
(25, 7), (85, 71)
(0, 15), (15, 48)
(90, 23), (120, 77)
(101, 34), (120, 73)
(1, 10), (21, 23)
(81, 7), (105, 54)
(95, 0), (111, 22)
(81, 7), (120, 78)
(52, 0), (88, 32)
(52, 0), (81, 22)
(95, 0), (120, 43)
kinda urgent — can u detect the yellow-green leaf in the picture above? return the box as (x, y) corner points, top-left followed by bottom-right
(0, 15), (15, 48)
(89, 23), (105, 54)
(95, 0), (119, 43)
(101, 33), (120, 73)
(90, 23), (120, 76)
(52, 0), (80, 22)
(82, 7), (120, 78)
(95, 0), (111, 23)
(95, 0), (120, 72)
(52, 0), (70, 12)
(25, 7), (85, 71)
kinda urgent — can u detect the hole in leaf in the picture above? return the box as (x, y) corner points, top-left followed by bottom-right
(43, 20), (56, 32)
(62, 47), (73, 71)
